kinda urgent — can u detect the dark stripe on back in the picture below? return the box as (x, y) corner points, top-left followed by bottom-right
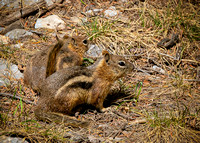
(46, 66), (93, 90)
(68, 81), (93, 89)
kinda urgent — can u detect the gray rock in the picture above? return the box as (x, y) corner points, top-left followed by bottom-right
(0, 59), (24, 86)
(0, 136), (28, 143)
(86, 44), (103, 57)
(35, 15), (65, 30)
(5, 29), (33, 40)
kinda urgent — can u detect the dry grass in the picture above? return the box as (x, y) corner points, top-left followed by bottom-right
(0, 0), (200, 142)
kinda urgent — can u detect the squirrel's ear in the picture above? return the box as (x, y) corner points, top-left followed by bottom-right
(46, 41), (64, 78)
(71, 37), (77, 46)
(102, 50), (110, 63)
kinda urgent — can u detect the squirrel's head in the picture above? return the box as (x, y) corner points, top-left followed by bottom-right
(46, 35), (89, 78)
(62, 35), (89, 54)
(101, 50), (134, 79)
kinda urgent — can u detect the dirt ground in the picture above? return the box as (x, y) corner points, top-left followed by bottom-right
(0, 0), (200, 142)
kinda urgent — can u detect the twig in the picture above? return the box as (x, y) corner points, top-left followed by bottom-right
(112, 110), (130, 120)
(123, 54), (145, 57)
(157, 52), (200, 64)
(168, 76), (200, 82)
(0, 93), (36, 105)
(29, 30), (44, 36)
(183, 79), (200, 82)
(136, 68), (151, 75)
(112, 123), (127, 139)
(129, 118), (147, 125)
(181, 59), (199, 63)
(157, 52), (177, 60)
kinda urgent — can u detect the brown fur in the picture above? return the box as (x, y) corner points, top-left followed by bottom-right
(35, 51), (134, 126)
(24, 35), (88, 92)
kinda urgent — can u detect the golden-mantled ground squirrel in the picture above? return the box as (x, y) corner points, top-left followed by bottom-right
(34, 50), (134, 127)
(24, 35), (88, 92)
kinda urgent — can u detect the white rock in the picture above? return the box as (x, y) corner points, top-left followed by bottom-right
(104, 6), (119, 17)
(152, 65), (165, 74)
(5, 29), (33, 40)
(0, 59), (24, 86)
(0, 35), (9, 44)
(35, 15), (66, 30)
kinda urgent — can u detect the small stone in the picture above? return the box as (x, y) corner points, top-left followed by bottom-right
(104, 6), (121, 18)
(86, 9), (103, 16)
(152, 65), (165, 74)
(45, 0), (54, 6)
(86, 44), (103, 57)
(13, 43), (24, 48)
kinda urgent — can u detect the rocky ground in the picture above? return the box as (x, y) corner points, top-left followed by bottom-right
(0, 0), (200, 142)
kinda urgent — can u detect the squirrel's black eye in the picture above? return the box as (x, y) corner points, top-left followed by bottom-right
(118, 61), (126, 66)
(83, 39), (87, 45)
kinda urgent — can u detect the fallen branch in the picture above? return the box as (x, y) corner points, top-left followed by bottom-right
(0, 93), (36, 105)
(0, 0), (63, 26)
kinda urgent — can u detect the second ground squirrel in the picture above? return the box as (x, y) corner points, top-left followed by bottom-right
(34, 50), (134, 127)
(24, 35), (88, 92)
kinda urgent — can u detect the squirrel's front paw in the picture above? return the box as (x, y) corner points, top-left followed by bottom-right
(100, 107), (111, 113)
